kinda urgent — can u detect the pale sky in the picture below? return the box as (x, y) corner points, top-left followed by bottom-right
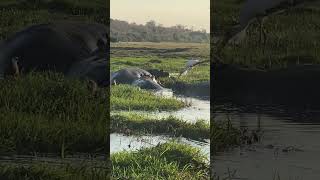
(111, 0), (210, 32)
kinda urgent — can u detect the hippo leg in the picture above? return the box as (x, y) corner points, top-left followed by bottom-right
(11, 57), (20, 77)
(87, 79), (98, 95)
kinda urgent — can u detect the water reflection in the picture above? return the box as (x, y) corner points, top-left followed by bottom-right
(111, 93), (210, 157)
(213, 103), (320, 180)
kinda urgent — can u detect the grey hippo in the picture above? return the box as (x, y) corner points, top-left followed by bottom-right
(111, 68), (164, 90)
(0, 21), (109, 86)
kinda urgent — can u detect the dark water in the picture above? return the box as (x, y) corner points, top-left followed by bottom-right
(213, 103), (320, 180)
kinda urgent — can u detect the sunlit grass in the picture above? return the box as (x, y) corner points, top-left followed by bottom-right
(111, 142), (209, 180)
(111, 85), (185, 111)
(111, 113), (209, 141)
(111, 56), (209, 85)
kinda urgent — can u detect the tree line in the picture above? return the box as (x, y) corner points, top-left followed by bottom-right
(110, 19), (209, 43)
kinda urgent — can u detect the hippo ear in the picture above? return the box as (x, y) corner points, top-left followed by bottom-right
(97, 39), (107, 52)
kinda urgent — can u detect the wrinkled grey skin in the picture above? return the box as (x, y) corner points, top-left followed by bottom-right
(0, 21), (108, 84)
(111, 68), (164, 90)
(66, 55), (108, 87)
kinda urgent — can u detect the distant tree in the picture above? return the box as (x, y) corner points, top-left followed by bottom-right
(110, 19), (209, 43)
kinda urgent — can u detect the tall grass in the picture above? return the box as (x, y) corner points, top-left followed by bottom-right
(111, 142), (209, 180)
(111, 113), (209, 141)
(0, 162), (109, 180)
(0, 73), (108, 155)
(111, 85), (185, 111)
(0, 0), (107, 40)
(213, 0), (320, 68)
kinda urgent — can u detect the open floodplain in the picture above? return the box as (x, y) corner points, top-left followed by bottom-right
(213, 0), (320, 179)
(110, 42), (211, 179)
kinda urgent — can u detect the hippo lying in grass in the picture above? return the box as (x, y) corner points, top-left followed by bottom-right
(111, 68), (164, 91)
(214, 63), (320, 108)
(0, 21), (109, 86)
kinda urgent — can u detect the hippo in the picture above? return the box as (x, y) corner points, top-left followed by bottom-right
(0, 21), (109, 82)
(146, 69), (169, 78)
(66, 55), (108, 87)
(111, 68), (164, 90)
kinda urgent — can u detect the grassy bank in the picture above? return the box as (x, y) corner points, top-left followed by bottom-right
(111, 85), (185, 111)
(111, 142), (209, 180)
(0, 73), (107, 155)
(111, 42), (210, 88)
(0, 142), (209, 180)
(0, 162), (109, 180)
(111, 113), (209, 141)
(0, 0), (107, 40)
(213, 0), (320, 68)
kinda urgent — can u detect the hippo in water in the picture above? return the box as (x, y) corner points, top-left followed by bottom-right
(0, 21), (108, 85)
(111, 68), (164, 90)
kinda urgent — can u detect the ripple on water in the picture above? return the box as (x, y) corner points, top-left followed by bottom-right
(213, 104), (320, 180)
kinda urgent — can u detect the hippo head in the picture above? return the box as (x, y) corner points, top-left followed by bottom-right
(132, 78), (164, 91)
(0, 56), (21, 79)
(146, 69), (170, 78)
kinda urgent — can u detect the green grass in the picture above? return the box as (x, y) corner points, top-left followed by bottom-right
(0, 73), (108, 155)
(214, 0), (320, 68)
(0, 0), (107, 40)
(111, 85), (185, 111)
(111, 142), (209, 180)
(111, 56), (209, 85)
(111, 42), (210, 87)
(111, 113), (209, 141)
(111, 42), (209, 59)
(0, 162), (109, 180)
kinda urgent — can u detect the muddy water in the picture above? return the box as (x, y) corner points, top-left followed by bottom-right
(213, 104), (320, 180)
(111, 93), (210, 158)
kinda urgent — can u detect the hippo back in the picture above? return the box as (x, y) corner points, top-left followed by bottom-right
(112, 68), (153, 84)
(0, 21), (108, 77)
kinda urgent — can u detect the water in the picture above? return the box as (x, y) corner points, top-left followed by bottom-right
(213, 104), (320, 180)
(111, 93), (210, 158)
(112, 96), (210, 123)
(110, 133), (210, 160)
